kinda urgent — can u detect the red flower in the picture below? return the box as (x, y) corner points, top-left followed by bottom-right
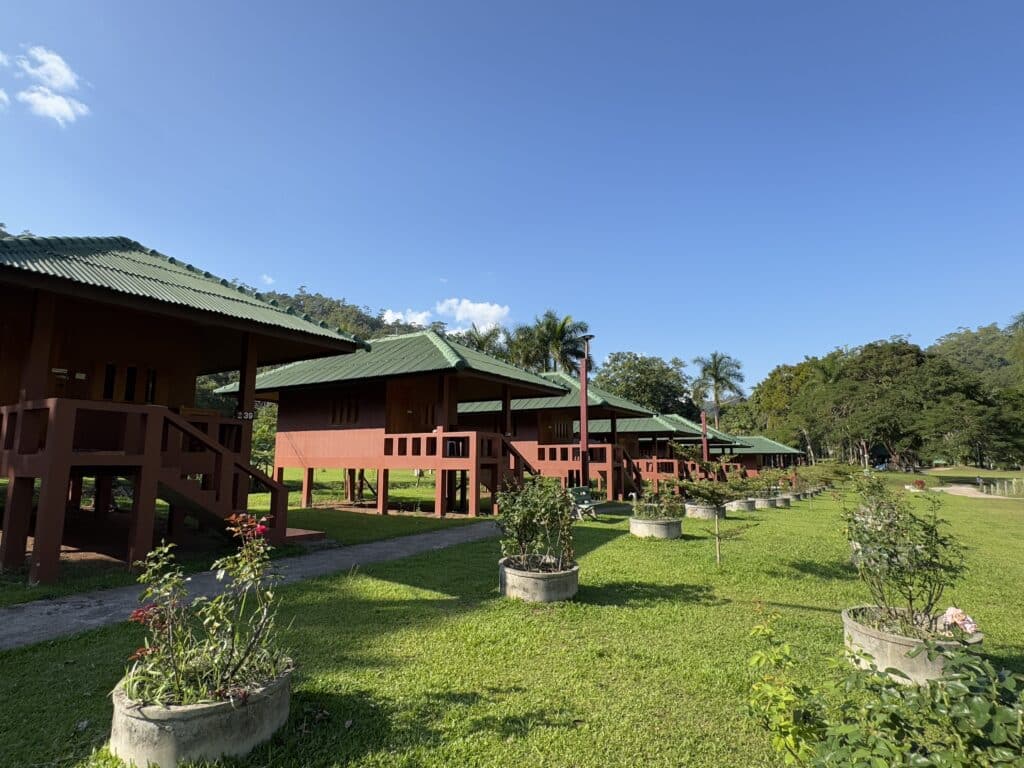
(129, 604), (158, 625)
(129, 646), (157, 661)
(255, 524), (269, 537)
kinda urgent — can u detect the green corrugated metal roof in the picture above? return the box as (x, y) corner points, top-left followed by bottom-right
(657, 413), (743, 444)
(458, 371), (651, 417)
(216, 331), (565, 394)
(578, 414), (742, 446)
(719, 435), (804, 455)
(0, 236), (368, 348)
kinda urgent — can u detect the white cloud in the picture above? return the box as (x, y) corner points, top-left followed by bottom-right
(435, 298), (510, 331)
(0, 50), (10, 67)
(0, 89), (8, 110)
(17, 46), (79, 91)
(16, 85), (88, 126)
(260, 274), (275, 286)
(383, 308), (433, 327)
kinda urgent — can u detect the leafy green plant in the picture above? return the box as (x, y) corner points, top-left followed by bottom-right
(632, 493), (686, 520)
(845, 474), (967, 637)
(122, 514), (290, 705)
(749, 616), (1024, 766)
(678, 479), (732, 507)
(496, 477), (575, 572)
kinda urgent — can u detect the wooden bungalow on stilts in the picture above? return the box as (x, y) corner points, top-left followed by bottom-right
(580, 414), (746, 490)
(709, 435), (804, 474)
(458, 372), (652, 500)
(216, 331), (565, 517)
(0, 236), (367, 584)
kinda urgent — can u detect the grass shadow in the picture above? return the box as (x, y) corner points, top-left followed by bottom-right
(789, 558), (858, 581)
(578, 581), (726, 608)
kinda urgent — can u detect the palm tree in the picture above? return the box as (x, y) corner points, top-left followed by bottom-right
(506, 311), (591, 373)
(693, 351), (745, 428)
(506, 324), (546, 371)
(457, 323), (507, 357)
(535, 310), (590, 374)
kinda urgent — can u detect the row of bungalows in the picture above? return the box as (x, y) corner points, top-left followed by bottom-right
(0, 235), (807, 583)
(0, 236), (368, 583)
(708, 434), (804, 474)
(218, 331), (571, 517)
(218, 333), (654, 514)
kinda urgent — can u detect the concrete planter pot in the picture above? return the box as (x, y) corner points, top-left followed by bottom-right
(499, 557), (579, 602)
(685, 502), (724, 519)
(753, 497), (777, 509)
(775, 495), (793, 508)
(110, 669), (292, 768)
(725, 499), (755, 513)
(629, 517), (682, 539)
(842, 607), (983, 685)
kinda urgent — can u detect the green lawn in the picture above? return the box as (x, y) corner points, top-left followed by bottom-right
(925, 465), (1024, 480)
(0, 469), (479, 609)
(1, 488), (1022, 767)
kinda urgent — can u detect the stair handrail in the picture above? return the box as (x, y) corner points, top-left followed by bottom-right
(501, 436), (539, 477)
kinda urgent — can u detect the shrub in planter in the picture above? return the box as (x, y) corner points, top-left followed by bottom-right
(749, 617), (1022, 766)
(496, 477), (578, 602)
(679, 479), (730, 519)
(842, 474), (977, 682)
(110, 515), (292, 768)
(725, 476), (756, 512)
(630, 494), (685, 539)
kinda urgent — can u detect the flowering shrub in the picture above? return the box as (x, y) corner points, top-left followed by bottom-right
(844, 474), (966, 637)
(122, 514), (290, 705)
(496, 477), (575, 572)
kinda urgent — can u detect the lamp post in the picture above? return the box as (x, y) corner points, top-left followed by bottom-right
(579, 334), (594, 487)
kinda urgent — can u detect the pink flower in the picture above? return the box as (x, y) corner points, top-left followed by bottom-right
(255, 524), (269, 537)
(942, 606), (978, 634)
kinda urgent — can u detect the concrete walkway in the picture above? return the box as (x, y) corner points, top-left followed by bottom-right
(0, 521), (499, 652)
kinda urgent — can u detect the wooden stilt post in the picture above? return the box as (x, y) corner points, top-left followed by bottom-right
(125, 415), (162, 569)
(29, 463), (72, 584)
(434, 469), (446, 517)
(167, 505), (186, 541)
(376, 468), (389, 515)
(1, 475), (34, 571)
(67, 475), (84, 513)
(94, 475), (113, 521)
(301, 467), (314, 508)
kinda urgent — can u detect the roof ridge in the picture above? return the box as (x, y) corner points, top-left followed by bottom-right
(0, 236), (364, 345)
(425, 330), (467, 369)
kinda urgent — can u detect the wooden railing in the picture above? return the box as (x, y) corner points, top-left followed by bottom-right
(0, 398), (287, 542)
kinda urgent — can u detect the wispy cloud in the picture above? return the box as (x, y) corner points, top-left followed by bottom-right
(16, 85), (88, 126)
(17, 46), (79, 91)
(0, 89), (9, 110)
(435, 298), (510, 331)
(0, 50), (10, 67)
(260, 274), (275, 286)
(13, 46), (89, 126)
(383, 308), (433, 327)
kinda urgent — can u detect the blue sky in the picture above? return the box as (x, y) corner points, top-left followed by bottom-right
(2, 2), (1023, 385)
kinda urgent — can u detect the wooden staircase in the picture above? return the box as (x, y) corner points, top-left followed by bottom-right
(158, 410), (288, 543)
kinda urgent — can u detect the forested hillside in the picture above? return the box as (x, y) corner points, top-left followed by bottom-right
(721, 315), (1024, 468)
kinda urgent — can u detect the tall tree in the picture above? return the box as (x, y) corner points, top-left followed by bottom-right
(451, 323), (507, 358)
(593, 352), (694, 416)
(506, 310), (590, 373)
(693, 351), (745, 428)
